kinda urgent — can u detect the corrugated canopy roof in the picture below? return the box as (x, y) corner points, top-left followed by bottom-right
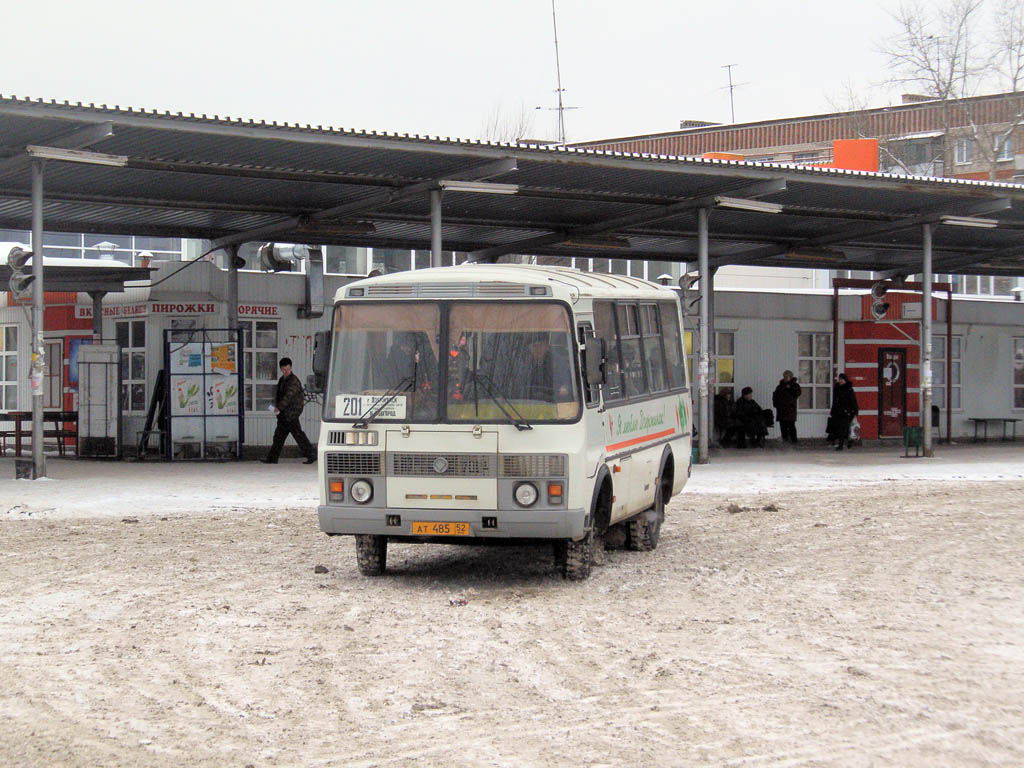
(1, 95), (1023, 279)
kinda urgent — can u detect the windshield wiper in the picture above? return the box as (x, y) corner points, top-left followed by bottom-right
(471, 371), (532, 431)
(353, 375), (414, 429)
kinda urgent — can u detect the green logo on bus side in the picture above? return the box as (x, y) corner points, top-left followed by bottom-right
(615, 408), (666, 437)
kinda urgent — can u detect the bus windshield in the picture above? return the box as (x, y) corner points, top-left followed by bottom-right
(324, 301), (580, 423)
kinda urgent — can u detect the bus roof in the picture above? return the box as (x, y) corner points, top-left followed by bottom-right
(335, 263), (675, 303)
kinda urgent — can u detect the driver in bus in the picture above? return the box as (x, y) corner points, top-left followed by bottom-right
(525, 334), (571, 402)
(386, 332), (435, 389)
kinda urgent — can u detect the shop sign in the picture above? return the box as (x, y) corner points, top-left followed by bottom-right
(237, 304), (280, 317)
(75, 303), (148, 319)
(150, 302), (218, 314)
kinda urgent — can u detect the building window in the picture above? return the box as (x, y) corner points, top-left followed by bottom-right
(117, 320), (147, 413)
(798, 332), (832, 410)
(240, 320), (279, 412)
(715, 332), (735, 395)
(682, 330), (733, 394)
(1, 325), (17, 410)
(955, 137), (973, 164)
(1014, 338), (1024, 409)
(995, 134), (1014, 161)
(932, 335), (961, 410)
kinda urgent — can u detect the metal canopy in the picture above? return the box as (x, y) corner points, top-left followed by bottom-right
(1, 96), (1024, 277)
(0, 263), (152, 292)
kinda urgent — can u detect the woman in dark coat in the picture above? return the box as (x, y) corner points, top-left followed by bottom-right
(772, 370), (802, 443)
(829, 373), (859, 451)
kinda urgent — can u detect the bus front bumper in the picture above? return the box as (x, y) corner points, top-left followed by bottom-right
(318, 504), (589, 540)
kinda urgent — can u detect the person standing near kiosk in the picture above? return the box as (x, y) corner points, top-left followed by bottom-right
(261, 357), (316, 464)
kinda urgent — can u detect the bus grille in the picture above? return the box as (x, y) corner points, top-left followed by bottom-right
(500, 454), (567, 478)
(389, 453), (495, 477)
(325, 452), (383, 475)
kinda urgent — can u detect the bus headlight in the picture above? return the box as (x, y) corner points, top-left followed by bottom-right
(350, 479), (373, 504)
(514, 482), (538, 507)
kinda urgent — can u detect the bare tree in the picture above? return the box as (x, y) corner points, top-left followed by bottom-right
(875, 0), (1024, 179)
(479, 102), (536, 144)
(879, 0), (986, 100)
(990, 0), (1024, 90)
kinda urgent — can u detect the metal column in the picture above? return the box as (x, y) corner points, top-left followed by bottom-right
(226, 244), (239, 331)
(921, 224), (933, 457)
(697, 208), (710, 464)
(89, 291), (105, 340)
(30, 160), (45, 478)
(430, 189), (442, 268)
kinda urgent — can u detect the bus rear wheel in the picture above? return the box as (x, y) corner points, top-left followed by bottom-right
(628, 475), (666, 551)
(355, 534), (387, 576)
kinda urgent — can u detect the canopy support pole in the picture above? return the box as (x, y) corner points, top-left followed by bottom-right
(430, 189), (442, 268)
(30, 160), (46, 479)
(697, 207), (710, 464)
(922, 224), (934, 457)
(226, 244), (240, 331)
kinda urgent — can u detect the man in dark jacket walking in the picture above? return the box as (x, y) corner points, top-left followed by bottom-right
(772, 370), (802, 444)
(261, 357), (316, 464)
(829, 373), (859, 451)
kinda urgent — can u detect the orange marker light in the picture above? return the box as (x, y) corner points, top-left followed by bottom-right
(329, 481), (344, 494)
(547, 483), (563, 497)
(613, 465), (621, 473)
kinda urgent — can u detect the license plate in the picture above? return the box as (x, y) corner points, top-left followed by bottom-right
(411, 521), (471, 536)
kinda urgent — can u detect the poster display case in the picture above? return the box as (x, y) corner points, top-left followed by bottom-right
(164, 329), (244, 460)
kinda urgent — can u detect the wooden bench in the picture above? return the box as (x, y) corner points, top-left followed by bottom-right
(967, 417), (1021, 443)
(0, 410), (78, 456)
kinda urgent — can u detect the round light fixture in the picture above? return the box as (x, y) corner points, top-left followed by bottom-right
(350, 479), (373, 504)
(514, 482), (538, 507)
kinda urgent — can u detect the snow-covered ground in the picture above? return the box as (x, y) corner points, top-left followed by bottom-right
(2, 443), (1022, 766)
(3, 441), (1023, 518)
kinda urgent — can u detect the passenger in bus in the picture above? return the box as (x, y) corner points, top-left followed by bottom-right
(525, 335), (571, 402)
(733, 386), (767, 448)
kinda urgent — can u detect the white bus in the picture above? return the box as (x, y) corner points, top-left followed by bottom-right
(314, 264), (692, 579)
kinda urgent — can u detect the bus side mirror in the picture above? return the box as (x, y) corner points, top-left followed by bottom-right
(584, 338), (606, 386)
(310, 330), (331, 393)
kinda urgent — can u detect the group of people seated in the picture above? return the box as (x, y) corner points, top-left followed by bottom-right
(714, 387), (773, 448)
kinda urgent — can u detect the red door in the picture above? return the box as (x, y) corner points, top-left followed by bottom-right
(878, 347), (906, 438)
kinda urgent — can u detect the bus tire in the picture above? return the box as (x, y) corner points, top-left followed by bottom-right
(628, 473), (667, 551)
(355, 534), (387, 576)
(562, 530), (593, 580)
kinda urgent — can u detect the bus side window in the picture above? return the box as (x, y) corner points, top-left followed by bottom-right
(617, 303), (646, 399)
(659, 300), (686, 389)
(640, 303), (667, 392)
(594, 301), (623, 401)
(578, 322), (600, 407)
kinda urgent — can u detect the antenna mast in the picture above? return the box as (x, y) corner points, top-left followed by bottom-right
(551, 0), (567, 144)
(722, 63), (739, 123)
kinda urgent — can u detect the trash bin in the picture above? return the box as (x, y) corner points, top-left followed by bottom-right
(903, 426), (923, 457)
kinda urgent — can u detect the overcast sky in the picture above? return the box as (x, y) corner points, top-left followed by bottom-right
(5, 0), (937, 144)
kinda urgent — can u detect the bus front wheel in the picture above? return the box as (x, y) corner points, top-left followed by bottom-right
(355, 534), (387, 576)
(560, 530), (594, 580)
